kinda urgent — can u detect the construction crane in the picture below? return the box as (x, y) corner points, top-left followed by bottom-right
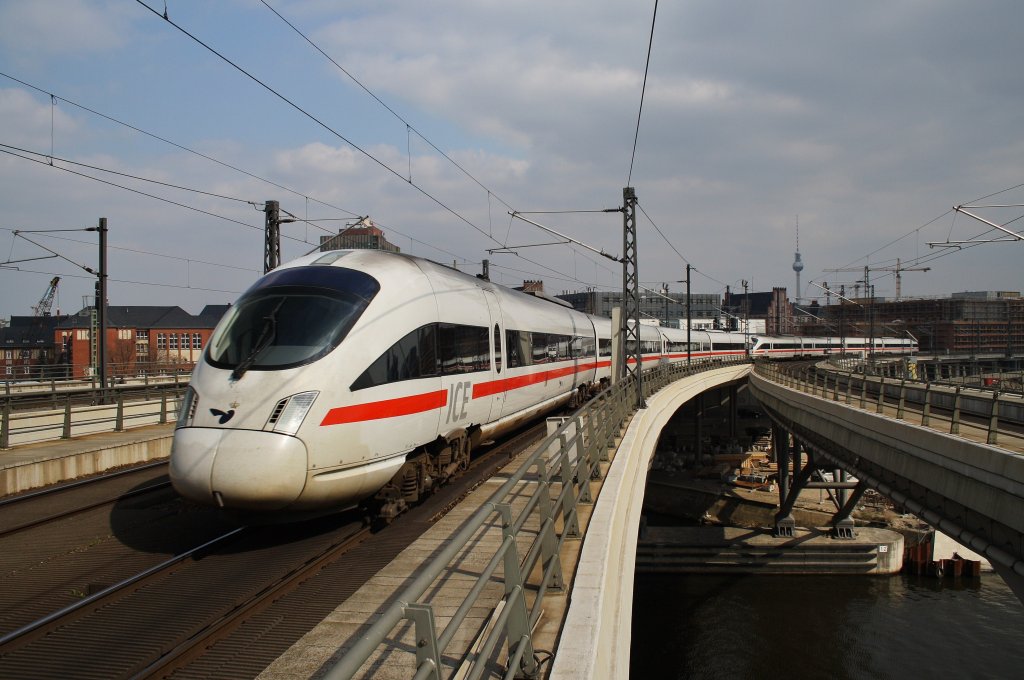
(824, 259), (929, 302)
(32, 276), (60, 316)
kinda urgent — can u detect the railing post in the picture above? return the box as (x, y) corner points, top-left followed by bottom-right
(115, 391), (124, 432)
(897, 379), (907, 420)
(403, 604), (441, 680)
(921, 382), (932, 427)
(845, 372), (853, 404)
(62, 396), (72, 439)
(159, 392), (168, 425)
(532, 458), (564, 592)
(859, 374), (867, 409)
(585, 410), (601, 478)
(496, 503), (539, 679)
(0, 402), (9, 449)
(574, 422), (593, 504)
(876, 376), (885, 414)
(950, 386), (962, 435)
(987, 391), (1000, 446)
(558, 434), (581, 538)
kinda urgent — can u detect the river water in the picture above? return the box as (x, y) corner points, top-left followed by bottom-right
(631, 572), (1024, 679)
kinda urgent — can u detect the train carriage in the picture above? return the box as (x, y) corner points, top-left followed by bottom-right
(171, 249), (915, 519)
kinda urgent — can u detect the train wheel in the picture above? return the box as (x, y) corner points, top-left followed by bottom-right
(458, 436), (470, 471)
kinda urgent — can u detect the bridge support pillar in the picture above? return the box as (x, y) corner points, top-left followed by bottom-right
(772, 428), (868, 539)
(773, 424), (796, 537)
(831, 481), (868, 540)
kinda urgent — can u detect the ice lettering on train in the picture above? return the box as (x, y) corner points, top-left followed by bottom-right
(446, 381), (471, 423)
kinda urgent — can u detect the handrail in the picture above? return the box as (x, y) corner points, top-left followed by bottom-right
(753, 361), (1024, 448)
(0, 389), (186, 449)
(324, 358), (747, 680)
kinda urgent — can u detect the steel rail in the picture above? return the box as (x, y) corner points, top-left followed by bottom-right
(0, 527), (246, 650)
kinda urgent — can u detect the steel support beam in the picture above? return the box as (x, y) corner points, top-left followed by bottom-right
(621, 187), (644, 408)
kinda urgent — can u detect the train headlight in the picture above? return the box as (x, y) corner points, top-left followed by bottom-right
(266, 391), (319, 436)
(177, 386), (198, 428)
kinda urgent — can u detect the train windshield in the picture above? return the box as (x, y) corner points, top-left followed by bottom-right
(206, 266), (380, 377)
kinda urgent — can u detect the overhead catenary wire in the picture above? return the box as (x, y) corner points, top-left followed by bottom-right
(135, 1), (616, 291)
(0, 146), (273, 237)
(0, 265), (245, 296)
(2, 62), (613, 296)
(0, 227), (260, 275)
(0, 73), (498, 272)
(626, 0), (659, 186)
(258, 0), (518, 217)
(828, 180), (1024, 280)
(0, 70), (363, 222)
(133, 0), (504, 249)
(0, 142), (255, 205)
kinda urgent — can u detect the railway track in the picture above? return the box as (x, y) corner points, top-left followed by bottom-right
(0, 420), (547, 679)
(0, 462), (171, 538)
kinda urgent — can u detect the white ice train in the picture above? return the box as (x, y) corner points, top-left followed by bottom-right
(170, 249), (915, 518)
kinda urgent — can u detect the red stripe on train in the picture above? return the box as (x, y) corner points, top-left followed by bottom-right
(473, 360), (602, 398)
(320, 390), (448, 425)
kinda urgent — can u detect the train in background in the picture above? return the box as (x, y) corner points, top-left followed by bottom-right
(170, 250), (915, 520)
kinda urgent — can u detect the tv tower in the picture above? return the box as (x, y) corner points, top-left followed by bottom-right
(792, 216), (803, 304)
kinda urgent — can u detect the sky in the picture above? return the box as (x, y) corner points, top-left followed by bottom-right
(1, 0), (1022, 321)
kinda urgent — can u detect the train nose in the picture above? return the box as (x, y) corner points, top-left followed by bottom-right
(170, 428), (308, 511)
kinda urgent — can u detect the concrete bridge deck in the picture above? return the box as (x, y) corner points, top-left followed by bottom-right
(258, 363), (752, 680)
(749, 363), (1024, 600)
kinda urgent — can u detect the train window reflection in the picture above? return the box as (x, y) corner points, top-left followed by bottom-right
(208, 289), (369, 374)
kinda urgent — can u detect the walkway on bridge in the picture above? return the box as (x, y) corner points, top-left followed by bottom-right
(259, 362), (751, 680)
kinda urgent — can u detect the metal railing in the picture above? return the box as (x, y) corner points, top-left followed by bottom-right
(3, 365), (191, 396)
(1, 360), (196, 385)
(324, 358), (747, 680)
(0, 388), (186, 449)
(826, 355), (1024, 397)
(755, 361), (1024, 448)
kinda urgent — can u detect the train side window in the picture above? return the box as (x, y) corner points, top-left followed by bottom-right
(532, 332), (551, 364)
(582, 335), (596, 358)
(351, 324), (439, 390)
(556, 335), (572, 360)
(572, 335), (595, 359)
(494, 324), (502, 374)
(506, 329), (532, 368)
(439, 324), (489, 374)
(598, 338), (612, 356)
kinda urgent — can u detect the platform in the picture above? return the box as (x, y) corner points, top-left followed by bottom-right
(0, 423), (173, 496)
(258, 434), (602, 680)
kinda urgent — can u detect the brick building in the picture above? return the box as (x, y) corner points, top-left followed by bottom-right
(806, 292), (1024, 354)
(1, 315), (65, 380)
(319, 219), (400, 253)
(53, 305), (228, 379)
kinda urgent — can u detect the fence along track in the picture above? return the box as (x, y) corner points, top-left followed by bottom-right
(322, 359), (747, 680)
(1, 387), (185, 448)
(764, 362), (1024, 448)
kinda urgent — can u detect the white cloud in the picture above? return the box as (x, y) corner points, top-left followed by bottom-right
(0, 88), (80, 150)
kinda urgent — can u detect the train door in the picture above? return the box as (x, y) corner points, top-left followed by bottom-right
(482, 290), (505, 423)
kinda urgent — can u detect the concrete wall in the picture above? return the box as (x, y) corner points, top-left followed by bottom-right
(550, 363), (751, 680)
